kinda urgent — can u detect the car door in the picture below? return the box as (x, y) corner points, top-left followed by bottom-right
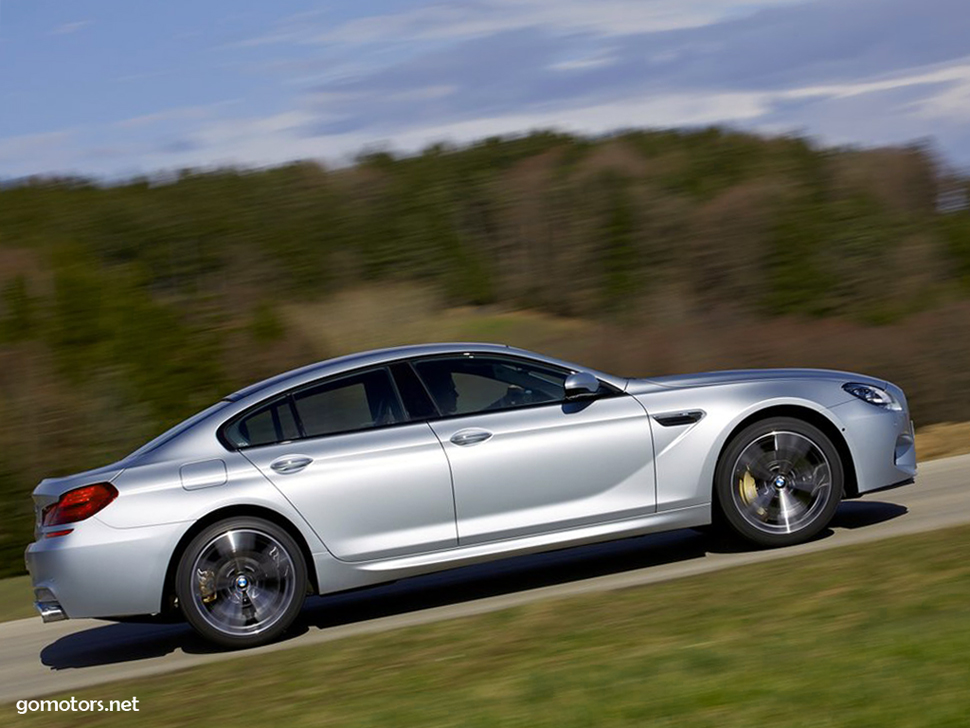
(229, 366), (457, 562)
(408, 354), (656, 545)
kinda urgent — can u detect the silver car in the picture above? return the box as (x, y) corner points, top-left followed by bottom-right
(26, 343), (916, 647)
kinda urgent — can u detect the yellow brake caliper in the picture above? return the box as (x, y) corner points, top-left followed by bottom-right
(739, 470), (765, 515)
(197, 569), (217, 604)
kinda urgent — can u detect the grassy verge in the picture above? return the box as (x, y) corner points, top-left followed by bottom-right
(0, 575), (35, 623)
(7, 524), (970, 727)
(915, 422), (970, 461)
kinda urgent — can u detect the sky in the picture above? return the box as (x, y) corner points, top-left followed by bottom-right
(1, 0), (970, 179)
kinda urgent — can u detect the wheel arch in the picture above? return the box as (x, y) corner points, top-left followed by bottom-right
(714, 404), (859, 500)
(160, 504), (320, 615)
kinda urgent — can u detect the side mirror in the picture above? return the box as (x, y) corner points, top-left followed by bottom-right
(564, 371), (600, 399)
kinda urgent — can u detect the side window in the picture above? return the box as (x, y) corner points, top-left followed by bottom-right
(413, 356), (569, 416)
(292, 368), (405, 438)
(223, 398), (300, 448)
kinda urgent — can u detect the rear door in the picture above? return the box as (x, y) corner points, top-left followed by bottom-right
(229, 367), (457, 562)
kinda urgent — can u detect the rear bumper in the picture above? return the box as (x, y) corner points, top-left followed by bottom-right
(25, 517), (188, 620)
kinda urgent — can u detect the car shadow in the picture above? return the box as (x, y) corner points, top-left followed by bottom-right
(296, 528), (711, 634)
(831, 500), (908, 529)
(39, 498), (908, 669)
(40, 621), (212, 669)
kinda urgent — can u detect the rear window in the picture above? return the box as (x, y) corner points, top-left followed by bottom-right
(220, 367), (408, 449)
(222, 398), (300, 449)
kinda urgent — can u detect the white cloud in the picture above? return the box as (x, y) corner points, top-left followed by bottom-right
(113, 101), (241, 129)
(6, 65), (970, 180)
(767, 57), (970, 125)
(913, 81), (970, 122)
(234, 0), (804, 49)
(0, 131), (75, 176)
(117, 90), (770, 174)
(108, 56), (970, 174)
(387, 85), (458, 101)
(9, 1), (970, 179)
(50, 20), (92, 36)
(374, 91), (770, 142)
(0, 130), (70, 155)
(188, 111), (317, 151)
(549, 56), (618, 72)
(781, 59), (970, 102)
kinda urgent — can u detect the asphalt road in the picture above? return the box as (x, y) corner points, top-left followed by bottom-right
(2, 454), (969, 703)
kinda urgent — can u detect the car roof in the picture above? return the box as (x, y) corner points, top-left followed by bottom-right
(130, 343), (627, 464)
(224, 342), (625, 405)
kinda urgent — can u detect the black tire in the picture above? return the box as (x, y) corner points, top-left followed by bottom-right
(176, 516), (307, 649)
(715, 417), (843, 548)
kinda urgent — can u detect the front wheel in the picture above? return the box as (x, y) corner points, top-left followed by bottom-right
(176, 517), (307, 648)
(715, 417), (843, 548)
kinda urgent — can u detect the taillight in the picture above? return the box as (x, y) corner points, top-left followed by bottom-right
(42, 483), (118, 527)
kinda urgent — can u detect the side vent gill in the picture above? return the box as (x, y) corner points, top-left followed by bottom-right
(653, 410), (705, 427)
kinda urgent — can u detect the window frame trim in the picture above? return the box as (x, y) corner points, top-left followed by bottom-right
(218, 365), (410, 451)
(216, 354), (622, 452)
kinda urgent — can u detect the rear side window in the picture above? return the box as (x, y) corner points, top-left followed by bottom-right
(292, 368), (405, 438)
(223, 398), (300, 448)
(221, 367), (414, 449)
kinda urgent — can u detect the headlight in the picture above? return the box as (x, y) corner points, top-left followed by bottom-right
(842, 382), (902, 410)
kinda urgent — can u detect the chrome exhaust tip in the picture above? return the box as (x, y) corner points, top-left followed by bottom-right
(34, 587), (68, 622)
(36, 601), (68, 622)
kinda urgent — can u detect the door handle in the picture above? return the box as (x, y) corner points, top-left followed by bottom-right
(450, 429), (492, 446)
(270, 456), (313, 474)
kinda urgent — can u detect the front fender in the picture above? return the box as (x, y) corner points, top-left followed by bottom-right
(633, 380), (855, 511)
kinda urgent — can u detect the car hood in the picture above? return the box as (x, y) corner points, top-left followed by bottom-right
(626, 368), (886, 394)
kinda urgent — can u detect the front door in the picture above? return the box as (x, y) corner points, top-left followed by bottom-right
(410, 355), (656, 545)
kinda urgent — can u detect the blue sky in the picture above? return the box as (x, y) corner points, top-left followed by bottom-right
(2, 0), (970, 178)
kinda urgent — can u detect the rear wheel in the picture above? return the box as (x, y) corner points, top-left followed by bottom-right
(176, 517), (307, 648)
(715, 417), (843, 547)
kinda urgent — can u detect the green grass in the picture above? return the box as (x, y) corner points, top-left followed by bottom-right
(0, 575), (35, 622)
(7, 524), (970, 727)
